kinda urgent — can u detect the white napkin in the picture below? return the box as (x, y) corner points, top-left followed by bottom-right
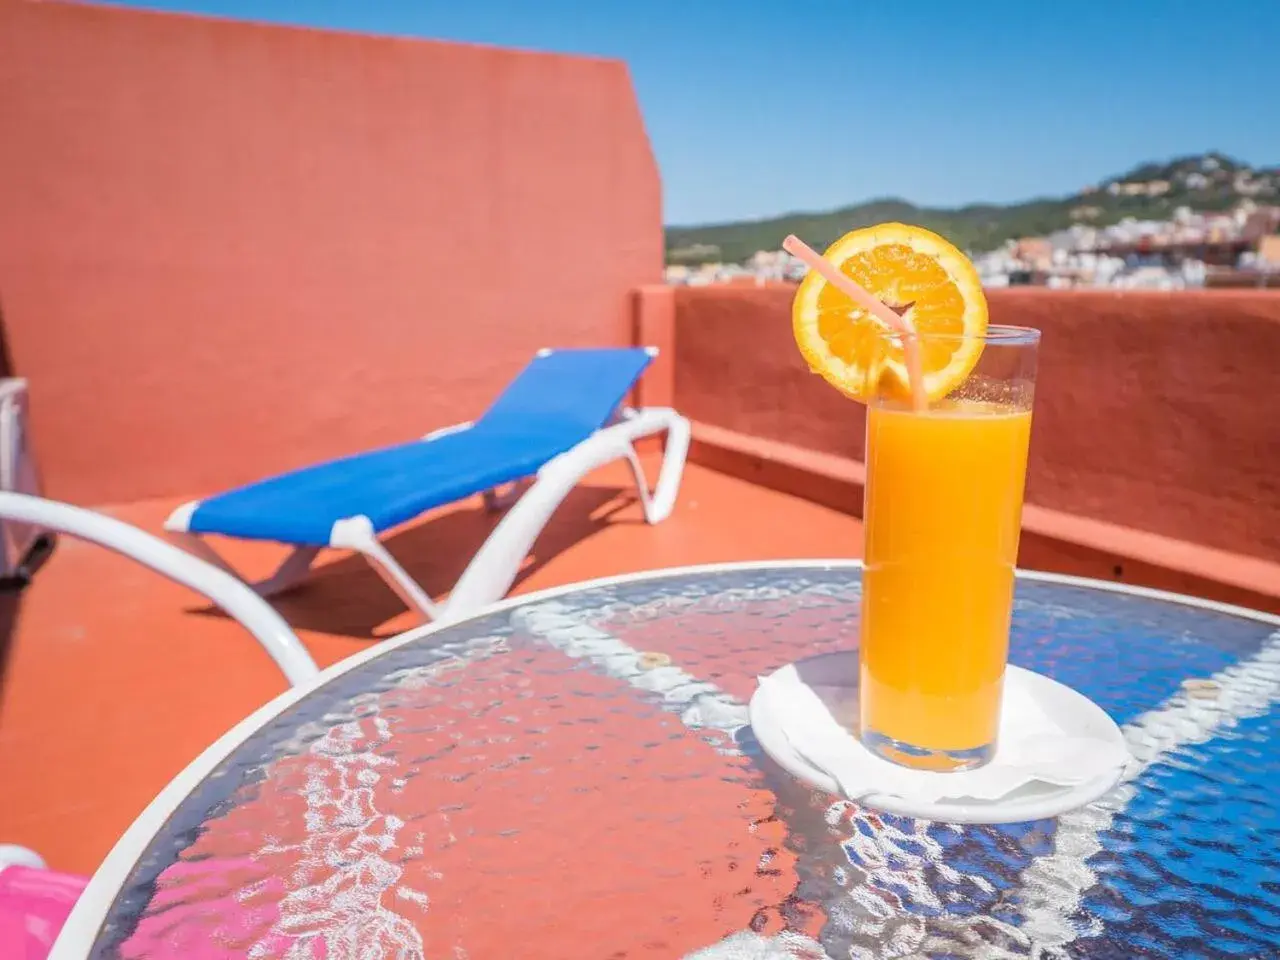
(758, 664), (1129, 805)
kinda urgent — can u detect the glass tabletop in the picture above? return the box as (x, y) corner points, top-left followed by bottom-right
(81, 563), (1280, 959)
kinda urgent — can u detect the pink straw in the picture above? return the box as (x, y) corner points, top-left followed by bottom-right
(782, 234), (927, 411)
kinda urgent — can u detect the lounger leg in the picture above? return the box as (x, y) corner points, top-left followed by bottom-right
(621, 413), (690, 525)
(445, 466), (588, 620)
(483, 479), (532, 513)
(329, 516), (441, 622)
(254, 547), (321, 597)
(167, 530), (319, 599)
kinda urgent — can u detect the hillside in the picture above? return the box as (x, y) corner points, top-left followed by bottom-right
(665, 152), (1279, 265)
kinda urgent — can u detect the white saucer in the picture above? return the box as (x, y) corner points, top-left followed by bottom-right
(749, 651), (1127, 824)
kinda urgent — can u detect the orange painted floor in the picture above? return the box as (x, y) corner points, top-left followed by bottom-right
(0, 456), (862, 876)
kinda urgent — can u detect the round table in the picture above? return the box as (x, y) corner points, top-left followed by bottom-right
(54, 561), (1280, 960)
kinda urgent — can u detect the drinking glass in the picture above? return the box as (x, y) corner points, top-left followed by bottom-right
(858, 325), (1040, 771)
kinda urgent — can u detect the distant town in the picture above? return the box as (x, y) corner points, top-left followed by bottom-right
(665, 154), (1280, 290)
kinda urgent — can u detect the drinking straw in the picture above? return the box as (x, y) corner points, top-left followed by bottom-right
(782, 234), (927, 411)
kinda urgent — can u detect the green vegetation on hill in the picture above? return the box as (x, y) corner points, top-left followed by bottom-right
(665, 152), (1278, 265)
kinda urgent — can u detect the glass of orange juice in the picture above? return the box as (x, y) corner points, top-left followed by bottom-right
(858, 325), (1040, 772)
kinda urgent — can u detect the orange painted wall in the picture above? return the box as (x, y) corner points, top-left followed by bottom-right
(0, 1), (661, 505)
(672, 286), (1280, 564)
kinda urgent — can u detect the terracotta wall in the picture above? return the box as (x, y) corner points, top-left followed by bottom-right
(0, 0), (661, 505)
(672, 286), (1280, 564)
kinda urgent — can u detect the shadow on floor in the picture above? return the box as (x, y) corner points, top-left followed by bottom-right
(190, 484), (640, 639)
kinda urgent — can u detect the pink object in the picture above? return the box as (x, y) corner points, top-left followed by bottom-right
(0, 865), (88, 960)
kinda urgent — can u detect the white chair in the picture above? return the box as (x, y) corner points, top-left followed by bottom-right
(0, 492), (319, 687)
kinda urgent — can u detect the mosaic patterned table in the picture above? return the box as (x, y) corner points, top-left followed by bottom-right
(53, 562), (1280, 960)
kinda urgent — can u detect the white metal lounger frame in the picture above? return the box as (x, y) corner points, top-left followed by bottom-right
(164, 404), (691, 625)
(0, 492), (319, 687)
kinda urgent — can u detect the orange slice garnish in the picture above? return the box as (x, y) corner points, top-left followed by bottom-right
(791, 223), (989, 402)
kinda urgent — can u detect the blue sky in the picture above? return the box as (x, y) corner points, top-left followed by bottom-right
(104, 0), (1280, 225)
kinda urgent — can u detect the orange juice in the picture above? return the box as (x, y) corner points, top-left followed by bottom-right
(860, 398), (1032, 766)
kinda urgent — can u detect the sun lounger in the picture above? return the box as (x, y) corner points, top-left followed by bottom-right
(165, 347), (689, 623)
